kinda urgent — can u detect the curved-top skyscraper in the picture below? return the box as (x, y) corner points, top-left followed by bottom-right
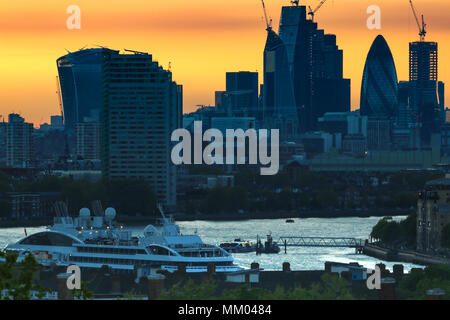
(360, 35), (399, 118)
(57, 48), (118, 131)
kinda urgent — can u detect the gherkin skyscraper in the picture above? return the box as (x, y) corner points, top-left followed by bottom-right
(360, 35), (399, 118)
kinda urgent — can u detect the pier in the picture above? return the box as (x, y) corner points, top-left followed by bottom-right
(278, 236), (366, 254)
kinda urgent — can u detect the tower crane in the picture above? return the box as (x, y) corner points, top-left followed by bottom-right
(56, 76), (64, 119)
(409, 0), (426, 41)
(308, 0), (328, 22)
(261, 0), (273, 31)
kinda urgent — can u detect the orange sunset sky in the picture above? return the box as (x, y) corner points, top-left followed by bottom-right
(0, 0), (449, 126)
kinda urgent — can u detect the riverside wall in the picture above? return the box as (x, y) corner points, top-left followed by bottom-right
(363, 244), (450, 266)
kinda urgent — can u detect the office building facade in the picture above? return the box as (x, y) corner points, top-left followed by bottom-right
(224, 72), (259, 117)
(367, 118), (391, 151)
(57, 48), (116, 131)
(360, 35), (399, 119)
(278, 4), (350, 132)
(262, 27), (299, 140)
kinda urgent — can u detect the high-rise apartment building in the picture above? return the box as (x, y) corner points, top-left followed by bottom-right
(6, 114), (33, 168)
(101, 50), (182, 207)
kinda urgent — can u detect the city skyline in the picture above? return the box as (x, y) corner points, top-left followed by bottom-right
(1, 0), (450, 125)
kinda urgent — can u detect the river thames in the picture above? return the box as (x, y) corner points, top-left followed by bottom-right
(0, 216), (422, 272)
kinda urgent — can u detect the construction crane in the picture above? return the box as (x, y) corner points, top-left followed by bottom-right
(261, 0), (272, 31)
(56, 76), (64, 119)
(409, 0), (426, 41)
(308, 0), (328, 22)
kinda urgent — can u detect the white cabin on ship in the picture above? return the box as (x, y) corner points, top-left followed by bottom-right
(5, 206), (242, 273)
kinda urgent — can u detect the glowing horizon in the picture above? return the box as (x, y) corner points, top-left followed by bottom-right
(0, 0), (449, 126)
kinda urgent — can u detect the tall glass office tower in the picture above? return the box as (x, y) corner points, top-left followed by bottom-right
(360, 35), (399, 119)
(263, 28), (299, 139)
(57, 48), (116, 131)
(278, 4), (350, 132)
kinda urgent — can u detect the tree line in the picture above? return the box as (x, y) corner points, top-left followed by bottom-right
(0, 173), (157, 217)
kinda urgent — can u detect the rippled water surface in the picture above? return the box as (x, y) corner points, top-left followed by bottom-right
(0, 216), (421, 272)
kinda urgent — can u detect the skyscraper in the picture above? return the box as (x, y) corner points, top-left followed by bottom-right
(101, 50), (182, 207)
(6, 114), (33, 168)
(360, 35), (399, 119)
(57, 48), (116, 131)
(262, 27), (299, 140)
(278, 4), (350, 132)
(225, 72), (258, 116)
(397, 81), (412, 129)
(409, 41), (439, 146)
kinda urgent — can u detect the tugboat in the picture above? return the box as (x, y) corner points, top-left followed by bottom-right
(256, 234), (280, 254)
(219, 239), (256, 253)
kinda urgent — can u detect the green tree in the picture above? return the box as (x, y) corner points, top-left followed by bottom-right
(73, 281), (93, 300)
(371, 214), (416, 247)
(0, 251), (47, 300)
(105, 179), (157, 216)
(159, 279), (218, 300)
(307, 273), (354, 300)
(221, 285), (274, 300)
(316, 188), (339, 209)
(397, 264), (450, 300)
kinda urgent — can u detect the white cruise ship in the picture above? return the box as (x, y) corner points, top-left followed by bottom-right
(5, 205), (243, 273)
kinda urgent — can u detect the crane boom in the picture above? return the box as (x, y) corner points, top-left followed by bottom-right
(308, 0), (328, 22)
(56, 76), (64, 119)
(409, 0), (426, 41)
(261, 0), (272, 30)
